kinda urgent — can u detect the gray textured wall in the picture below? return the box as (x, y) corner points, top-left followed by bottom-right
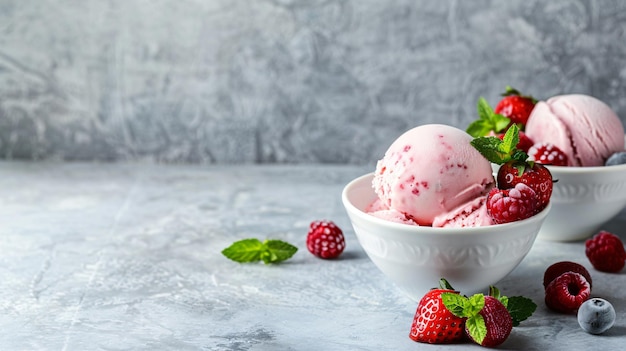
(1, 0), (626, 164)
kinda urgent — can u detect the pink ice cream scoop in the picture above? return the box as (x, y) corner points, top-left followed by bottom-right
(525, 94), (625, 167)
(372, 124), (495, 226)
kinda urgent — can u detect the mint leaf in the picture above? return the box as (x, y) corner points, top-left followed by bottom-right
(467, 294), (486, 315)
(466, 314), (487, 345)
(467, 97), (511, 137)
(494, 117), (511, 133)
(500, 124), (520, 155)
(466, 119), (493, 138)
(222, 238), (297, 264)
(470, 137), (509, 164)
(471, 123), (529, 166)
(507, 296), (537, 327)
(263, 239), (298, 264)
(441, 293), (469, 317)
(222, 238), (264, 262)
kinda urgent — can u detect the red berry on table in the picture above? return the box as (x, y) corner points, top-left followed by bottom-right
(494, 86), (537, 127)
(585, 231), (626, 273)
(496, 160), (553, 213)
(409, 281), (466, 344)
(543, 261), (593, 289)
(306, 220), (345, 259)
(486, 183), (538, 224)
(528, 142), (569, 166)
(544, 272), (591, 313)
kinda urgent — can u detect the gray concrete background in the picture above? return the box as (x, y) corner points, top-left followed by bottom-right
(1, 0), (626, 163)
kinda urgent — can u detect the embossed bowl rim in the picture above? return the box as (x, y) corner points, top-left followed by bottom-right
(342, 173), (552, 236)
(545, 162), (626, 175)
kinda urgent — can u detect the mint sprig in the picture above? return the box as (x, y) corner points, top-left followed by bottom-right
(442, 285), (537, 338)
(222, 238), (297, 264)
(466, 97), (512, 137)
(507, 296), (537, 327)
(470, 124), (530, 172)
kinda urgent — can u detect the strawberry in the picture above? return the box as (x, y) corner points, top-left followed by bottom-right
(442, 286), (536, 347)
(486, 183), (538, 224)
(496, 160), (553, 214)
(306, 220), (345, 259)
(409, 279), (466, 344)
(528, 142), (569, 166)
(543, 261), (593, 289)
(494, 86), (537, 127)
(585, 231), (626, 273)
(545, 272), (591, 313)
(471, 124), (554, 217)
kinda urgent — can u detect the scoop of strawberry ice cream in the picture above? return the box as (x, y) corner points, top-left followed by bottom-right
(525, 94), (625, 167)
(372, 124), (495, 226)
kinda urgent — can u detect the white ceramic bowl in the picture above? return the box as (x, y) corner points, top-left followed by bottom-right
(537, 163), (626, 241)
(342, 173), (550, 302)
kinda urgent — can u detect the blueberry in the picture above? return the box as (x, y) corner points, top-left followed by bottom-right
(577, 298), (616, 334)
(605, 151), (626, 166)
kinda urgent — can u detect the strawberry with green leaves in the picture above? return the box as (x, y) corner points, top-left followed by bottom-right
(467, 94), (534, 152)
(494, 86), (537, 127)
(442, 286), (536, 348)
(409, 279), (466, 344)
(471, 124), (555, 221)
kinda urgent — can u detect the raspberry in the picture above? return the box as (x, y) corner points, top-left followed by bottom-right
(486, 183), (538, 224)
(306, 220), (345, 259)
(543, 261), (593, 289)
(544, 272), (591, 313)
(585, 231), (626, 273)
(528, 142), (569, 166)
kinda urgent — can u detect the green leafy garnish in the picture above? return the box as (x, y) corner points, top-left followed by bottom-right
(442, 292), (488, 343)
(507, 296), (538, 327)
(466, 97), (512, 137)
(470, 124), (530, 171)
(222, 238), (297, 264)
(442, 285), (537, 344)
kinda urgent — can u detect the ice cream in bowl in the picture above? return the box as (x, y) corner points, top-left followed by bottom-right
(342, 124), (551, 301)
(468, 89), (626, 242)
(523, 94), (626, 241)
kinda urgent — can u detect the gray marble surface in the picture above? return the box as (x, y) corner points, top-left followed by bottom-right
(1, 161), (625, 350)
(2, 0), (626, 163)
